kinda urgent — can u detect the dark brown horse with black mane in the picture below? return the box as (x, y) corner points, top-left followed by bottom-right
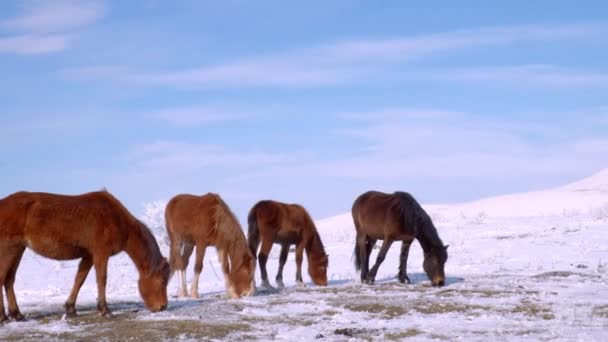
(165, 193), (255, 299)
(352, 191), (448, 286)
(248, 200), (328, 289)
(0, 191), (170, 322)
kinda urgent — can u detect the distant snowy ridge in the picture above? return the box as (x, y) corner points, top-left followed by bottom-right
(140, 169), (608, 245)
(315, 168), (608, 242)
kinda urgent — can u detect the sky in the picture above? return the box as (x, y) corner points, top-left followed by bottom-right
(1, 0), (608, 221)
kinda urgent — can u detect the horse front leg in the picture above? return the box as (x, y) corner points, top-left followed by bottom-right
(356, 234), (370, 283)
(4, 248), (25, 321)
(65, 254), (93, 316)
(398, 240), (413, 284)
(366, 239), (393, 284)
(218, 249), (237, 298)
(295, 243), (306, 288)
(275, 243), (289, 288)
(93, 255), (111, 317)
(190, 244), (206, 299)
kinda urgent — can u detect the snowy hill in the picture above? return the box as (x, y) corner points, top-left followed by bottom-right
(317, 168), (608, 242)
(2, 169), (608, 340)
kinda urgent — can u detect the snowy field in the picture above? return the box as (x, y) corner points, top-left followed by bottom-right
(1, 170), (608, 341)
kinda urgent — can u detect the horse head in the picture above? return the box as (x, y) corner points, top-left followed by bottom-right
(139, 257), (170, 312)
(423, 245), (449, 286)
(228, 250), (256, 298)
(308, 253), (329, 286)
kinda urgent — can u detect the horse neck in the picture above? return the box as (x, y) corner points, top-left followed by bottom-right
(125, 221), (161, 275)
(415, 220), (443, 253)
(306, 230), (326, 259)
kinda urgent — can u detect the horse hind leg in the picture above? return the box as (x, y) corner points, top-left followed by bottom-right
(258, 240), (274, 290)
(275, 243), (289, 288)
(366, 239), (393, 284)
(64, 254), (94, 317)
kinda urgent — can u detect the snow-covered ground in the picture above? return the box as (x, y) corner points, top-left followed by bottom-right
(2, 170), (608, 341)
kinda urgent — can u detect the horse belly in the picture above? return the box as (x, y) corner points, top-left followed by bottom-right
(26, 238), (86, 260)
(275, 230), (299, 244)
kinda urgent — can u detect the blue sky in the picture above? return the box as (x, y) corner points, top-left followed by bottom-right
(1, 0), (608, 220)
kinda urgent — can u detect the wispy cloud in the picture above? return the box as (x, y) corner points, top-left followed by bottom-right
(129, 141), (309, 171)
(417, 64), (608, 88)
(0, 0), (105, 54)
(144, 105), (276, 126)
(3, 0), (105, 32)
(62, 22), (608, 87)
(0, 34), (69, 54)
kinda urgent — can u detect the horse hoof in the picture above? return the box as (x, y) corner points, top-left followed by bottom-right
(0, 314), (8, 324)
(190, 292), (199, 299)
(9, 312), (25, 321)
(276, 280), (285, 289)
(99, 311), (113, 318)
(296, 281), (306, 288)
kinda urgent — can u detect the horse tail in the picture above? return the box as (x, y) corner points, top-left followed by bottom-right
(352, 211), (362, 272)
(353, 240), (362, 272)
(164, 199), (177, 274)
(247, 206), (260, 261)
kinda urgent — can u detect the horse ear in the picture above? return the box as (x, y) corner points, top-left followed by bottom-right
(444, 245), (449, 250)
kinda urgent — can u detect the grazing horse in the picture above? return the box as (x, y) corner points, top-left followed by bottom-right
(0, 191), (170, 322)
(352, 191), (448, 286)
(248, 200), (328, 289)
(165, 193), (255, 299)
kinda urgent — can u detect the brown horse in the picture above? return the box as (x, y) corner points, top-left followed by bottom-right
(352, 191), (448, 287)
(248, 200), (328, 289)
(0, 191), (170, 322)
(165, 193), (255, 299)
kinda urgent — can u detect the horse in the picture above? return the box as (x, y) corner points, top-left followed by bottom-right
(248, 200), (328, 289)
(165, 193), (255, 299)
(352, 191), (448, 287)
(0, 190), (170, 322)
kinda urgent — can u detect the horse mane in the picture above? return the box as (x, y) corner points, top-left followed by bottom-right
(96, 191), (164, 271)
(292, 204), (327, 257)
(393, 191), (444, 252)
(211, 194), (250, 267)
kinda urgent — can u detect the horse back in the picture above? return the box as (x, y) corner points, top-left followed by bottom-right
(250, 200), (313, 243)
(165, 193), (220, 243)
(0, 191), (131, 259)
(352, 191), (415, 239)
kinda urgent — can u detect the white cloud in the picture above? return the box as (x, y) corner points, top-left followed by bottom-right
(129, 141), (309, 171)
(0, 0), (105, 54)
(418, 65), (608, 88)
(146, 106), (250, 126)
(3, 0), (106, 32)
(0, 34), (69, 54)
(62, 22), (608, 87)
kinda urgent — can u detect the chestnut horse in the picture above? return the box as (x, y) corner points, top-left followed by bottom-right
(248, 200), (328, 289)
(352, 191), (448, 286)
(165, 193), (255, 299)
(0, 191), (170, 322)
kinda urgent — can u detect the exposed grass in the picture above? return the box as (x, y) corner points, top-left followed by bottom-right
(592, 305), (608, 318)
(384, 328), (424, 340)
(343, 303), (408, 318)
(1, 318), (252, 341)
(414, 302), (490, 315)
(508, 301), (555, 320)
(495, 233), (531, 240)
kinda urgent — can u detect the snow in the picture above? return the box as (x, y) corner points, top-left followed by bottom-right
(2, 169), (608, 340)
